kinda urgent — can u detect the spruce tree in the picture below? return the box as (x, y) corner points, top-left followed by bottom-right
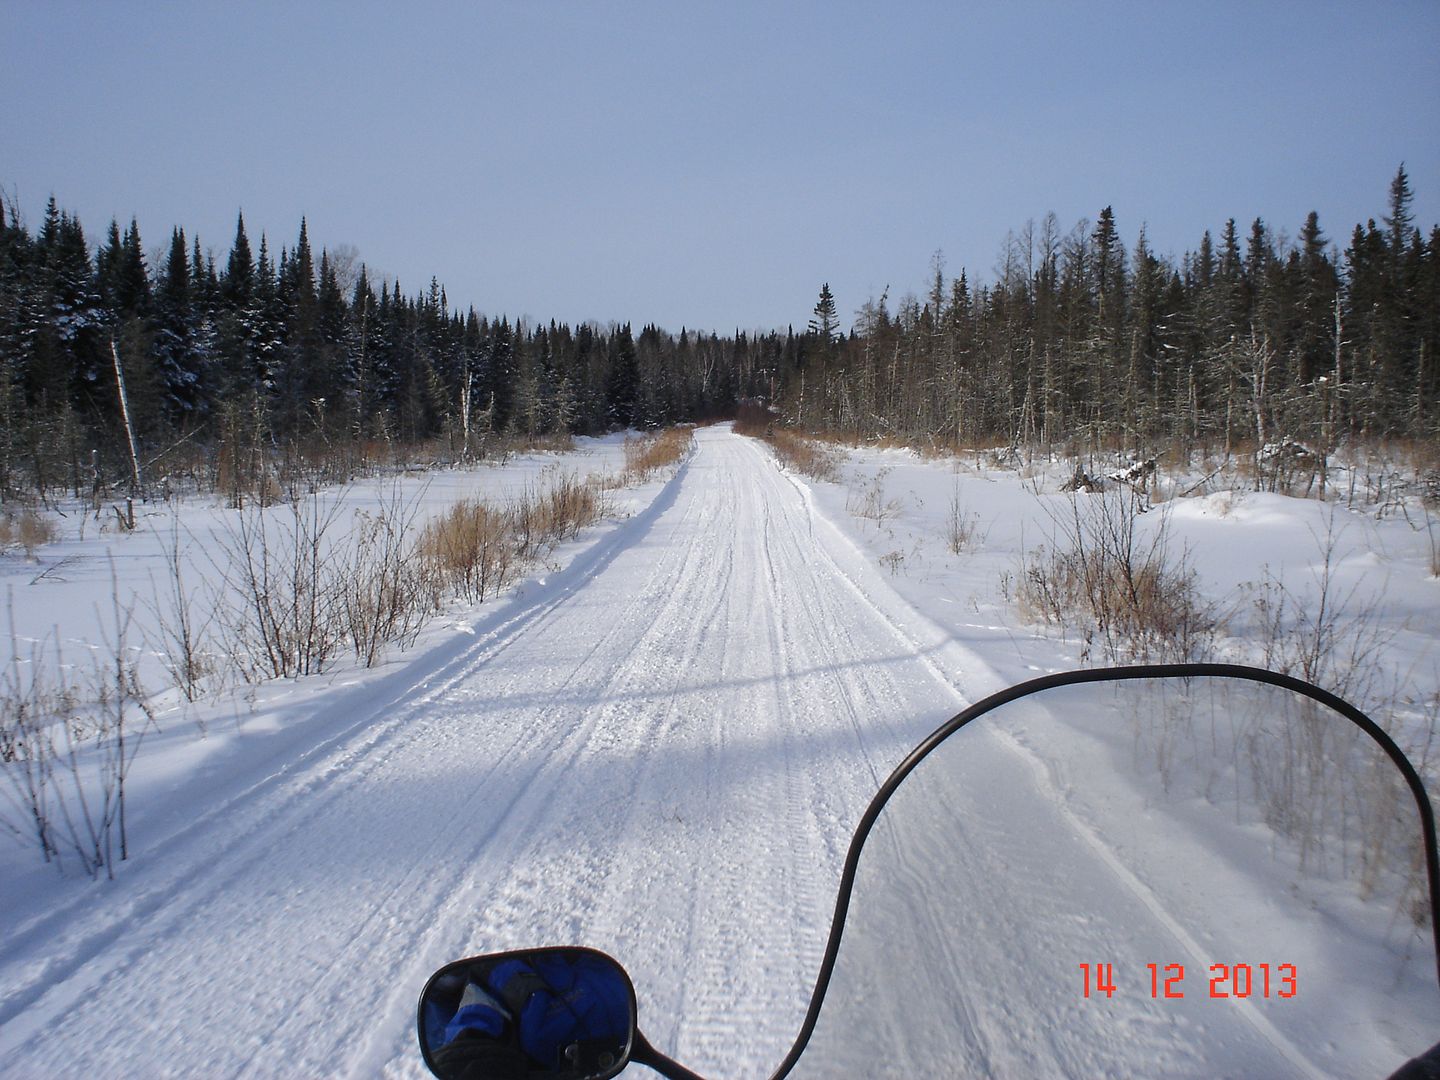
(153, 227), (203, 422)
(118, 218), (150, 315)
(1092, 207), (1125, 329)
(808, 282), (839, 344)
(606, 322), (639, 427)
(1385, 164), (1415, 258)
(224, 212), (253, 306)
(1293, 211), (1337, 386)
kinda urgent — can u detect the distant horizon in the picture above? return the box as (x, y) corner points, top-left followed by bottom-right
(5, 2), (1437, 335)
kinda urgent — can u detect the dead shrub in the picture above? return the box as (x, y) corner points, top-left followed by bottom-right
(2, 584), (155, 878)
(769, 429), (840, 482)
(1247, 512), (1396, 709)
(945, 483), (983, 554)
(733, 405), (841, 482)
(622, 428), (693, 483)
(417, 470), (610, 606)
(847, 468), (900, 526)
(339, 486), (440, 667)
(1016, 490), (1222, 663)
(512, 472), (609, 559)
(536, 472), (606, 543)
(206, 495), (351, 681)
(417, 500), (517, 604)
(0, 510), (59, 558)
(146, 518), (218, 701)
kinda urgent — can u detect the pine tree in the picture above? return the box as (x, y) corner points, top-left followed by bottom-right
(808, 282), (839, 344)
(1385, 164), (1415, 258)
(251, 234), (283, 391)
(224, 212), (253, 306)
(1293, 211), (1337, 386)
(42, 209), (106, 416)
(0, 193), (36, 496)
(118, 218), (150, 315)
(606, 322), (639, 427)
(153, 227), (204, 423)
(313, 248), (349, 436)
(1377, 164), (1421, 433)
(274, 218), (323, 434)
(472, 315), (510, 432)
(1092, 207), (1125, 330)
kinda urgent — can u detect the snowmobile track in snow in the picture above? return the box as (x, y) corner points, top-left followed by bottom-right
(0, 426), (1341, 1077)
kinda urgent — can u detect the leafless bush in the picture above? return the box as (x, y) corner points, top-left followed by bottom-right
(0, 509), (59, 558)
(847, 468), (900, 528)
(1125, 679), (1428, 926)
(944, 484), (983, 554)
(338, 485), (439, 667)
(1247, 512), (1395, 705)
(551, 472), (606, 540)
(1412, 503), (1440, 578)
(196, 461), (618, 687)
(1118, 512), (1426, 924)
(511, 483), (545, 561)
(215, 397), (282, 510)
(420, 468), (612, 608)
(734, 407), (841, 482)
(1, 584), (155, 878)
(0, 619), (68, 862)
(209, 495), (349, 680)
(1016, 490), (1222, 663)
(145, 518), (218, 701)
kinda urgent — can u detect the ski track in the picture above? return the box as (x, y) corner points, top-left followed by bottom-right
(0, 426), (1335, 1078)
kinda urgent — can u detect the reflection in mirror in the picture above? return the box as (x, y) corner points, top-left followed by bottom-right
(418, 946), (636, 1080)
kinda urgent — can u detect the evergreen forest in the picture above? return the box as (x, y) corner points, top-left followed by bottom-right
(1, 165), (1435, 505)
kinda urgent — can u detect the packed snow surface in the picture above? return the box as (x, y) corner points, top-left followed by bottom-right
(1, 426), (1436, 1077)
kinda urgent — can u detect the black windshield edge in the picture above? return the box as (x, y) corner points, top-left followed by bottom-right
(768, 662), (1440, 1080)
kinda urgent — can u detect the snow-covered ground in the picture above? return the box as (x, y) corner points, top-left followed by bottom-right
(1, 425), (1437, 1077)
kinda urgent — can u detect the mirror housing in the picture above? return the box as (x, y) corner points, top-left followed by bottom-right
(417, 946), (637, 1080)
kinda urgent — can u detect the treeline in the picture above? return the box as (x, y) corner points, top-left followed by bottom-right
(0, 198), (778, 503)
(2, 167), (1436, 504)
(779, 166), (1439, 456)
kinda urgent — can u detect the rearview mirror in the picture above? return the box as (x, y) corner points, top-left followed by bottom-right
(417, 946), (637, 1079)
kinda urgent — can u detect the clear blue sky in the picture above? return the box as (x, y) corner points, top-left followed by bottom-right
(4, 0), (1438, 335)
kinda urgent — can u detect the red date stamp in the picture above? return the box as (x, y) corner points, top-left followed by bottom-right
(1079, 962), (1296, 1000)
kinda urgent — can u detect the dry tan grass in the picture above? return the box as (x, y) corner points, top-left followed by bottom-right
(734, 404), (841, 482)
(418, 472), (610, 603)
(621, 428), (693, 483)
(0, 510), (59, 557)
(417, 500), (517, 604)
(768, 429), (841, 482)
(513, 473), (609, 557)
(1016, 491), (1222, 663)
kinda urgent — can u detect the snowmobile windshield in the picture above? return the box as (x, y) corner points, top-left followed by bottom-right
(777, 667), (1440, 1079)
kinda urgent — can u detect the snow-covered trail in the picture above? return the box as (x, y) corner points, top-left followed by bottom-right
(0, 427), (949, 1078)
(0, 426), (1368, 1077)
